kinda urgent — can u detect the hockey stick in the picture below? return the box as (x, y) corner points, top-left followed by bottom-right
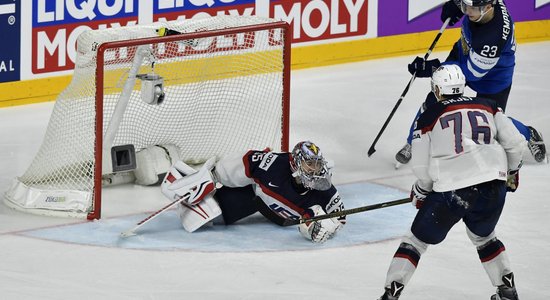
(120, 159), (217, 237)
(120, 181), (215, 237)
(367, 18), (451, 157)
(282, 197), (411, 226)
(120, 195), (189, 238)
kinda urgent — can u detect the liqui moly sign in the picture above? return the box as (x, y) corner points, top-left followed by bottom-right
(154, 0), (369, 43)
(32, 0), (139, 74)
(30, 0), (368, 75)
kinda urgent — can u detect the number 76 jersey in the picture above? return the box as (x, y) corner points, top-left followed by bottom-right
(411, 95), (526, 193)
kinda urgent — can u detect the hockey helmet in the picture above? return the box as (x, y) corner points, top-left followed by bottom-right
(460, 0), (496, 20)
(461, 0), (496, 6)
(290, 141), (332, 191)
(431, 64), (466, 98)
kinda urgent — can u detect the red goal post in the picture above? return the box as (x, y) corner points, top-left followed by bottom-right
(4, 16), (291, 220)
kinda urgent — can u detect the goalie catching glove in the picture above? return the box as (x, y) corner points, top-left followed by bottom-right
(161, 157), (217, 205)
(298, 205), (342, 243)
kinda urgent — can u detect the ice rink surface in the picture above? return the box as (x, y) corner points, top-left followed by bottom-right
(1, 41), (549, 299)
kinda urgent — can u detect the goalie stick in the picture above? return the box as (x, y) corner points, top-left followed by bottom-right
(367, 18), (450, 157)
(282, 197), (411, 226)
(120, 195), (190, 237)
(121, 178), (215, 237)
(254, 193), (410, 227)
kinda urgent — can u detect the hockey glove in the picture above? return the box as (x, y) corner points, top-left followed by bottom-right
(410, 181), (430, 209)
(441, 0), (464, 26)
(408, 57), (441, 78)
(506, 170), (519, 192)
(299, 205), (342, 243)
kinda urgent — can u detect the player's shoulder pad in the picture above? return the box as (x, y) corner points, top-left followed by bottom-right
(247, 149), (288, 172)
(416, 96), (491, 130)
(495, 0), (513, 41)
(472, 96), (499, 112)
(416, 101), (446, 130)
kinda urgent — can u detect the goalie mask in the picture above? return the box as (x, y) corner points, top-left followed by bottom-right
(290, 141), (332, 191)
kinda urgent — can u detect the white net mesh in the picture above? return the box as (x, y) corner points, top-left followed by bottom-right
(5, 16), (289, 217)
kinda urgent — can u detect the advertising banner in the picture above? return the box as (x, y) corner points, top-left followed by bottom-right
(378, 0), (550, 37)
(0, 0), (20, 83)
(153, 0), (369, 44)
(23, 0), (369, 79)
(31, 0), (139, 74)
(9, 0), (550, 83)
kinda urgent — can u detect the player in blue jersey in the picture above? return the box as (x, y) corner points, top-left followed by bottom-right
(160, 141), (346, 243)
(395, 0), (546, 165)
(378, 65), (524, 300)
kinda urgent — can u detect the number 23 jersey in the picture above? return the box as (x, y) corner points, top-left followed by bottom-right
(456, 0), (515, 94)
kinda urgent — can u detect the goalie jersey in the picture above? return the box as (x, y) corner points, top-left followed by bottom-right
(410, 95), (525, 192)
(452, 0), (515, 94)
(213, 149), (345, 224)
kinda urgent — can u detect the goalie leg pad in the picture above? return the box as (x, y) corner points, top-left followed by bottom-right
(161, 157), (217, 205)
(175, 195), (222, 232)
(134, 144), (181, 185)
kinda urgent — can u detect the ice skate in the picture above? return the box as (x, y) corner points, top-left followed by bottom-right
(490, 273), (519, 300)
(377, 281), (403, 300)
(395, 143), (412, 169)
(528, 126), (546, 163)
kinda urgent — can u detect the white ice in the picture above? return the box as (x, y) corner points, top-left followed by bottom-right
(1, 41), (549, 299)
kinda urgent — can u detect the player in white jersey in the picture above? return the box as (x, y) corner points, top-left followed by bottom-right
(160, 141), (345, 243)
(377, 65), (525, 300)
(398, 0), (546, 165)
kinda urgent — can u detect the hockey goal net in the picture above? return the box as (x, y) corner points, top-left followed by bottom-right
(4, 16), (291, 219)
